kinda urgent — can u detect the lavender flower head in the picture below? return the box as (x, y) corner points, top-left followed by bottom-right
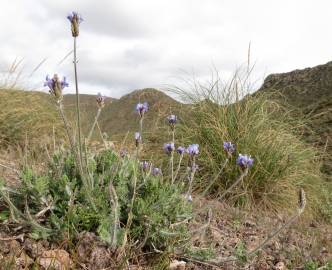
(186, 144), (199, 156)
(152, 167), (162, 176)
(140, 161), (151, 172)
(167, 114), (177, 125)
(44, 74), (68, 101)
(236, 154), (254, 169)
(67, 11), (83, 37)
(96, 92), (106, 108)
(177, 146), (186, 155)
(136, 102), (148, 117)
(164, 142), (175, 154)
(223, 141), (236, 156)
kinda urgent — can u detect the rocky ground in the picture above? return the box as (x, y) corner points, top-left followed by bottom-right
(0, 196), (331, 270)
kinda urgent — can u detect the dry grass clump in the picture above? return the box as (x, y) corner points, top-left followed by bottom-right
(170, 74), (329, 219)
(0, 88), (63, 147)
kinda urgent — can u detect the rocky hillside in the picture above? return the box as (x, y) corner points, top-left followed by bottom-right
(259, 61), (332, 176)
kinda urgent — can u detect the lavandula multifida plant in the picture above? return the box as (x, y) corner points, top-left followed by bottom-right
(44, 74), (77, 158)
(87, 92), (106, 142)
(219, 153), (254, 201)
(135, 102), (148, 156)
(174, 146), (185, 181)
(134, 132), (141, 157)
(166, 114), (177, 183)
(203, 141), (236, 195)
(185, 144), (199, 202)
(67, 11), (84, 168)
(136, 102), (148, 135)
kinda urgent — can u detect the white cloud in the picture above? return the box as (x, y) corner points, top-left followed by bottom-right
(1, 0), (332, 97)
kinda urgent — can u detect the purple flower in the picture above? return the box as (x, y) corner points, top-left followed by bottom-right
(96, 92), (106, 108)
(236, 154), (254, 168)
(67, 11), (83, 37)
(136, 102), (148, 117)
(44, 74), (68, 100)
(167, 114), (177, 125)
(177, 146), (186, 155)
(223, 141), (235, 155)
(186, 144), (199, 156)
(152, 167), (162, 176)
(164, 143), (175, 154)
(140, 161), (151, 171)
(67, 11), (84, 23)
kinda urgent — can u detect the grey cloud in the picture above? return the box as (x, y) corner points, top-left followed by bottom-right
(37, 1), (151, 39)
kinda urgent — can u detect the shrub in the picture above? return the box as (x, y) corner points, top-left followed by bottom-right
(0, 148), (192, 252)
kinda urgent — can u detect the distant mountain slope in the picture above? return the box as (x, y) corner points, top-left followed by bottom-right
(259, 61), (332, 175)
(98, 88), (184, 138)
(0, 88), (184, 147)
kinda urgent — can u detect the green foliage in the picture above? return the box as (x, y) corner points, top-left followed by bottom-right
(304, 261), (320, 270)
(0, 148), (192, 253)
(304, 261), (332, 270)
(186, 246), (215, 261)
(234, 241), (248, 264)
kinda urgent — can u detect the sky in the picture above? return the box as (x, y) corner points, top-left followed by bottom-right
(0, 0), (331, 98)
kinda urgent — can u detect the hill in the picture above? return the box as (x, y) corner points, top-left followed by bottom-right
(0, 88), (183, 148)
(258, 61), (332, 176)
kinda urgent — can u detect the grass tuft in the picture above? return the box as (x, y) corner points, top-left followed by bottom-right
(170, 74), (330, 219)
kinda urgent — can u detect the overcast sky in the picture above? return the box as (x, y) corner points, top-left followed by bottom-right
(1, 0), (331, 98)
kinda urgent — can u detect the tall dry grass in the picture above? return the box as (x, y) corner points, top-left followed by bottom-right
(170, 72), (329, 219)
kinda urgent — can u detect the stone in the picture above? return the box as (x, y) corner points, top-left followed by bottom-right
(275, 261), (287, 270)
(38, 249), (72, 270)
(169, 259), (186, 270)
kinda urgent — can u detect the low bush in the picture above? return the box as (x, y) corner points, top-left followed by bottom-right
(0, 147), (192, 252)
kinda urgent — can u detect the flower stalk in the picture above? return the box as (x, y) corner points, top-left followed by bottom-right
(87, 107), (101, 143)
(73, 36), (84, 171)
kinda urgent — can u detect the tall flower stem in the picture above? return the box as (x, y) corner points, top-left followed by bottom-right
(170, 129), (175, 184)
(139, 117), (143, 143)
(73, 36), (83, 170)
(186, 156), (197, 198)
(109, 181), (119, 249)
(202, 158), (229, 196)
(138, 116), (144, 158)
(58, 102), (94, 206)
(173, 153), (184, 182)
(58, 102), (80, 170)
(87, 108), (102, 143)
(219, 167), (249, 201)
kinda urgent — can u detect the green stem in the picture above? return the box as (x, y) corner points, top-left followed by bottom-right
(171, 128), (175, 184)
(173, 154), (183, 182)
(73, 37), (83, 171)
(109, 181), (119, 248)
(219, 167), (248, 201)
(186, 156), (196, 197)
(58, 102), (81, 174)
(87, 108), (102, 143)
(202, 158), (228, 196)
